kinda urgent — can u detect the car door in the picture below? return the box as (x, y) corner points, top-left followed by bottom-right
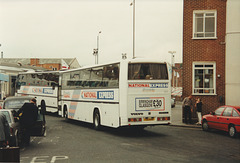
(208, 107), (225, 130)
(231, 109), (240, 129)
(219, 107), (233, 132)
(29, 105), (46, 136)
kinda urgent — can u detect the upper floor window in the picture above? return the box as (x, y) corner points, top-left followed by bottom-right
(193, 62), (216, 95)
(193, 10), (217, 39)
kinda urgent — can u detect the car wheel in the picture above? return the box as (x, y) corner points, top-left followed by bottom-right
(229, 125), (236, 138)
(93, 109), (101, 130)
(202, 120), (209, 131)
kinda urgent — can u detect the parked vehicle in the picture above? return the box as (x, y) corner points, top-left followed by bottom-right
(0, 109), (20, 146)
(202, 105), (240, 137)
(171, 98), (176, 108)
(3, 96), (33, 111)
(2, 96), (46, 144)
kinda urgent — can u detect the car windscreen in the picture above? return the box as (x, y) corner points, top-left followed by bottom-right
(0, 111), (12, 123)
(4, 99), (30, 109)
(128, 63), (168, 80)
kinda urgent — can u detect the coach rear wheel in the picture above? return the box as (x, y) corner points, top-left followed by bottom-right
(93, 109), (101, 130)
(229, 125), (236, 138)
(64, 106), (68, 120)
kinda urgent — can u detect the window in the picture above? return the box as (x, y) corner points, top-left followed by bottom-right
(128, 63), (168, 80)
(215, 107), (224, 116)
(62, 63), (120, 89)
(193, 10), (217, 39)
(232, 109), (240, 117)
(193, 62), (216, 95)
(222, 107), (233, 116)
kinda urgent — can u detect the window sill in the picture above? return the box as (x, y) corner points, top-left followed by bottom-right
(192, 93), (217, 96)
(192, 37), (217, 40)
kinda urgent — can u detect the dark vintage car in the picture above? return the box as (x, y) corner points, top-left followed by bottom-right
(202, 105), (240, 138)
(0, 109), (20, 146)
(2, 96), (46, 146)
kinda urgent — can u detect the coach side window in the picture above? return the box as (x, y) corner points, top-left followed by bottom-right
(90, 67), (103, 87)
(103, 64), (119, 88)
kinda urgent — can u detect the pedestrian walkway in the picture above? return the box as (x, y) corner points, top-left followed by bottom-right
(170, 102), (201, 129)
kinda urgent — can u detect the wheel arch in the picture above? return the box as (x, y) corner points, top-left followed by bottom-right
(63, 104), (68, 115)
(228, 123), (235, 128)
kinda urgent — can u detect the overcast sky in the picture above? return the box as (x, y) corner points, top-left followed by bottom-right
(0, 0), (183, 66)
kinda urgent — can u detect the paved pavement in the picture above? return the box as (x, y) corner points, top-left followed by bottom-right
(170, 101), (201, 128)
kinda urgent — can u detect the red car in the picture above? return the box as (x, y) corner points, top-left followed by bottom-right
(202, 105), (240, 137)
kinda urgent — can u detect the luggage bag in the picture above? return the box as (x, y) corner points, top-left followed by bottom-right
(0, 147), (20, 162)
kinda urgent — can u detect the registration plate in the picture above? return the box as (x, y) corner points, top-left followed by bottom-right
(135, 97), (165, 111)
(143, 117), (155, 121)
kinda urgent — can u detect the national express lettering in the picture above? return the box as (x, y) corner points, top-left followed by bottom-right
(81, 91), (114, 100)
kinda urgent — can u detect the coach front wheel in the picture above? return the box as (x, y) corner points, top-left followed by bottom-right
(93, 109), (101, 130)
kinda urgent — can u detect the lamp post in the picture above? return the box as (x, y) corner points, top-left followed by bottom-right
(168, 51), (176, 67)
(130, 0), (136, 59)
(168, 51), (176, 87)
(0, 44), (3, 58)
(97, 31), (101, 64)
(93, 31), (101, 64)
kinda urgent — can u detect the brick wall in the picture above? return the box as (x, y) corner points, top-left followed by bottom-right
(183, 0), (226, 116)
(30, 58), (61, 70)
(42, 63), (61, 70)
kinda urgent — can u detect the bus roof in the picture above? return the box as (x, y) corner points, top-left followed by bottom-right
(59, 58), (167, 74)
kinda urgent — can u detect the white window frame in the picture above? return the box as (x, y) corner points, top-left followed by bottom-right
(193, 10), (217, 39)
(192, 62), (216, 95)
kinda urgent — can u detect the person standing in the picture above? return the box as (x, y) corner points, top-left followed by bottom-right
(182, 95), (193, 124)
(17, 98), (38, 146)
(195, 98), (202, 125)
(0, 112), (10, 148)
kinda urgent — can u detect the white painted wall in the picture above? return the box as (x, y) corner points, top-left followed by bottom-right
(225, 0), (240, 105)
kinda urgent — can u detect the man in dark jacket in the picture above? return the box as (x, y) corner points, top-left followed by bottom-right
(182, 95), (193, 124)
(17, 98), (38, 146)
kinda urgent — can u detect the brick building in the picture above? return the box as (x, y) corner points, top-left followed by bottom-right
(183, 0), (227, 116)
(29, 58), (80, 70)
(0, 58), (80, 71)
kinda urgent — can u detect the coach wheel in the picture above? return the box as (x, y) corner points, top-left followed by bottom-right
(41, 100), (46, 115)
(64, 106), (69, 120)
(229, 125), (236, 138)
(93, 109), (101, 130)
(202, 120), (209, 131)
